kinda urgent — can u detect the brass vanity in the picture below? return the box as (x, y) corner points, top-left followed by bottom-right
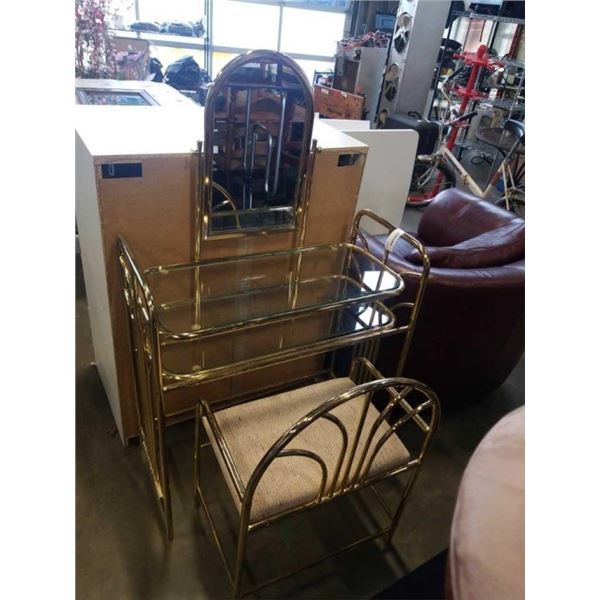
(114, 51), (430, 545)
(75, 54), (434, 587)
(73, 48), (440, 597)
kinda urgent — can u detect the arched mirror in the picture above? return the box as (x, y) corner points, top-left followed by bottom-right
(200, 50), (315, 238)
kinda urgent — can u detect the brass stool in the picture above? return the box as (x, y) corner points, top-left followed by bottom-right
(194, 357), (440, 597)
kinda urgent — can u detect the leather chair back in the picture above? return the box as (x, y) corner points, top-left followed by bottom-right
(367, 189), (525, 400)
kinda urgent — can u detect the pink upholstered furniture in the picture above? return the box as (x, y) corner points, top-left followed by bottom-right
(448, 406), (524, 600)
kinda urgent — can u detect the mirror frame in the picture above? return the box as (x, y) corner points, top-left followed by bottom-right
(197, 49), (315, 243)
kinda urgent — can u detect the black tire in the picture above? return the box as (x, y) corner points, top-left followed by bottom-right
(510, 198), (525, 219)
(407, 160), (456, 207)
(495, 194), (525, 219)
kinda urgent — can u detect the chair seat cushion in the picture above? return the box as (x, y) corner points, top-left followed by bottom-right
(204, 378), (411, 523)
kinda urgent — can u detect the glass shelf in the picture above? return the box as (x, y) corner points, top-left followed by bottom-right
(145, 242), (403, 340)
(160, 299), (395, 387)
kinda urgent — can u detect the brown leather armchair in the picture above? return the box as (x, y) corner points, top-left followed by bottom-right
(365, 188), (524, 401)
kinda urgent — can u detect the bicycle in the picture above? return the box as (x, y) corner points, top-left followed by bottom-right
(407, 52), (525, 217)
(407, 115), (525, 217)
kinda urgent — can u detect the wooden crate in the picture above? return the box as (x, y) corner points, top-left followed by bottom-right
(313, 84), (364, 120)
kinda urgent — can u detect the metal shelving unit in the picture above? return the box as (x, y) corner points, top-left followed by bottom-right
(428, 7), (524, 169)
(452, 10), (525, 26)
(429, 7), (525, 120)
(502, 56), (525, 69)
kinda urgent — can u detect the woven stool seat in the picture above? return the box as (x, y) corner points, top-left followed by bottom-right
(204, 377), (411, 522)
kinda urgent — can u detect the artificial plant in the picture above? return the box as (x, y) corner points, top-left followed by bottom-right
(75, 0), (116, 78)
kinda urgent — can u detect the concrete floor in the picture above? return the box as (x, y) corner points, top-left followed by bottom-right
(76, 203), (524, 599)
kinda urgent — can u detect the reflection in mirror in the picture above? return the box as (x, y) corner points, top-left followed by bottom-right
(203, 51), (314, 236)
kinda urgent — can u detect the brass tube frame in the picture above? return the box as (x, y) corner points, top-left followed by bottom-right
(118, 239), (173, 539)
(116, 141), (431, 545)
(350, 209), (431, 376)
(197, 49), (315, 246)
(117, 223), (418, 539)
(195, 357), (440, 597)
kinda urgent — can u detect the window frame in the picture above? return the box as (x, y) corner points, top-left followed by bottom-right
(111, 0), (351, 79)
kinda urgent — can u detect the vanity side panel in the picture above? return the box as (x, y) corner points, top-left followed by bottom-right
(76, 133), (124, 440)
(302, 148), (367, 247)
(95, 153), (219, 440)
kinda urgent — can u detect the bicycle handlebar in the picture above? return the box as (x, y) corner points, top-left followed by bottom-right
(449, 110), (478, 126)
(444, 65), (466, 84)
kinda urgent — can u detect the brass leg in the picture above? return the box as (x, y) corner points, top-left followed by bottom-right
(164, 498), (174, 541)
(193, 402), (202, 504)
(233, 516), (250, 598)
(159, 462), (173, 541)
(385, 468), (420, 545)
(156, 402), (174, 541)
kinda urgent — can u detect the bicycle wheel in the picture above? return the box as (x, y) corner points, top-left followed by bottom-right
(407, 160), (456, 207)
(511, 198), (525, 219)
(495, 190), (525, 219)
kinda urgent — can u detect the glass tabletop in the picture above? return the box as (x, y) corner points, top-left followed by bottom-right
(160, 299), (395, 386)
(145, 243), (403, 339)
